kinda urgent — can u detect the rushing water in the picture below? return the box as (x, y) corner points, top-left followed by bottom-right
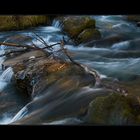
(0, 15), (140, 124)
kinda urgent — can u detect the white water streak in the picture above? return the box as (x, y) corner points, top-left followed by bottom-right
(45, 117), (83, 125)
(111, 41), (130, 50)
(52, 20), (62, 30)
(10, 106), (28, 123)
(0, 114), (13, 125)
(0, 67), (14, 82)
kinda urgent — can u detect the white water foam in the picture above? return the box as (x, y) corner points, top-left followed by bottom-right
(45, 117), (83, 125)
(0, 67), (14, 91)
(65, 44), (111, 51)
(0, 67), (14, 82)
(111, 41), (130, 50)
(0, 40), (7, 50)
(100, 74), (107, 79)
(52, 19), (62, 30)
(10, 106), (28, 123)
(0, 114), (13, 125)
(0, 81), (8, 92)
(42, 26), (61, 32)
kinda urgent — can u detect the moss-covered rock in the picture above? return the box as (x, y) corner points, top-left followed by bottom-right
(62, 16), (95, 37)
(86, 93), (140, 125)
(60, 16), (101, 44)
(0, 16), (50, 31)
(77, 28), (101, 44)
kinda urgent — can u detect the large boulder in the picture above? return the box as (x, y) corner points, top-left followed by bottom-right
(86, 93), (140, 125)
(77, 28), (101, 44)
(3, 50), (96, 98)
(61, 16), (101, 44)
(62, 16), (95, 37)
(0, 16), (51, 31)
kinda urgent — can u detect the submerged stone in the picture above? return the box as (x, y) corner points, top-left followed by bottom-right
(86, 93), (140, 125)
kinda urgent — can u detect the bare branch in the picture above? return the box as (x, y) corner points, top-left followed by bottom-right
(33, 32), (49, 47)
(0, 42), (34, 49)
(42, 42), (61, 50)
(0, 49), (28, 57)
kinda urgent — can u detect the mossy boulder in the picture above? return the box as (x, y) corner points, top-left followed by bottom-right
(62, 16), (95, 37)
(0, 16), (50, 31)
(77, 28), (101, 44)
(3, 49), (96, 98)
(61, 16), (101, 44)
(86, 93), (140, 125)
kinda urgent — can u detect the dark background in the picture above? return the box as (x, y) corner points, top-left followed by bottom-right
(0, 0), (139, 14)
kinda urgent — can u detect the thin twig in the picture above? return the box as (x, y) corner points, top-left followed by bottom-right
(0, 42), (34, 49)
(33, 32), (49, 47)
(0, 49), (28, 57)
(42, 42), (61, 50)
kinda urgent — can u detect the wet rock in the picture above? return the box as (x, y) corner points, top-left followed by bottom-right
(77, 28), (101, 44)
(62, 16), (95, 37)
(4, 35), (32, 44)
(86, 93), (140, 125)
(3, 50), (48, 70)
(3, 50), (96, 98)
(60, 16), (101, 44)
(0, 16), (50, 31)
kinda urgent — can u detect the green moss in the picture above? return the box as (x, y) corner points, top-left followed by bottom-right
(77, 28), (101, 43)
(63, 16), (95, 37)
(18, 16), (49, 29)
(87, 94), (137, 125)
(0, 16), (49, 31)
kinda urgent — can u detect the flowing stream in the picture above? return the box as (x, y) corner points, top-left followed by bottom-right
(0, 15), (140, 125)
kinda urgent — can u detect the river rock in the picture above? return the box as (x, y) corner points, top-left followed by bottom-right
(0, 16), (51, 31)
(77, 28), (101, 44)
(4, 35), (32, 44)
(60, 16), (101, 44)
(3, 50), (96, 98)
(86, 93), (140, 125)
